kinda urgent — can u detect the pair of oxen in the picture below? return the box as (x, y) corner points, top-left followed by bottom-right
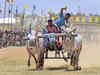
(26, 27), (82, 70)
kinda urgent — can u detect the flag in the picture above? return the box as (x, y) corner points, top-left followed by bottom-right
(28, 24), (32, 34)
(6, 0), (13, 3)
(24, 4), (28, 9)
(16, 8), (18, 14)
(48, 8), (51, 15)
(8, 9), (11, 14)
(15, 8), (18, 17)
(65, 0), (68, 8)
(0, 9), (2, 14)
(51, 16), (55, 21)
(33, 5), (36, 10)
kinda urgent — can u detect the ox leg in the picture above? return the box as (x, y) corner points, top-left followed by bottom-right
(45, 48), (48, 58)
(74, 45), (82, 70)
(76, 47), (82, 70)
(27, 55), (31, 67)
(70, 49), (81, 70)
(36, 61), (40, 70)
(36, 56), (42, 70)
(40, 53), (44, 70)
(36, 50), (44, 70)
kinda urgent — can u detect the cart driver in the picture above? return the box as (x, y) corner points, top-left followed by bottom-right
(46, 19), (59, 33)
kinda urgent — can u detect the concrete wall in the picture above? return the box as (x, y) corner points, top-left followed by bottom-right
(77, 24), (100, 44)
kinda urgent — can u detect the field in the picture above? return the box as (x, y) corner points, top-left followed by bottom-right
(0, 43), (100, 75)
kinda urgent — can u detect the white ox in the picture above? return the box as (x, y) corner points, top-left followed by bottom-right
(26, 30), (45, 70)
(61, 26), (82, 70)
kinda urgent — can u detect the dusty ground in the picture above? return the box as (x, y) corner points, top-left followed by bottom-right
(0, 41), (100, 75)
(79, 42), (100, 68)
(0, 41), (100, 68)
(0, 47), (28, 60)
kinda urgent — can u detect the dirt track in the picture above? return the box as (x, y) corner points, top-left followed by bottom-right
(0, 42), (100, 69)
(0, 47), (27, 60)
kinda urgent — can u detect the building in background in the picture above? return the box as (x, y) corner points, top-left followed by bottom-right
(0, 17), (20, 31)
(0, 11), (100, 32)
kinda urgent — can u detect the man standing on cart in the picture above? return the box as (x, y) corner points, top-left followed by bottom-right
(54, 8), (71, 32)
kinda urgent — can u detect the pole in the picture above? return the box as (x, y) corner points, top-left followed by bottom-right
(11, 3), (13, 31)
(8, 3), (11, 31)
(0, 4), (1, 30)
(30, 5), (35, 30)
(3, 0), (7, 32)
(22, 8), (25, 32)
(16, 7), (18, 32)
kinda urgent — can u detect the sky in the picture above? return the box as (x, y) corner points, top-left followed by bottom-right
(0, 0), (100, 16)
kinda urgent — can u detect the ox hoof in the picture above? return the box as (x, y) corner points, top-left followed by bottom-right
(40, 67), (43, 70)
(27, 63), (31, 67)
(30, 48), (33, 50)
(36, 67), (43, 70)
(74, 66), (82, 71)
